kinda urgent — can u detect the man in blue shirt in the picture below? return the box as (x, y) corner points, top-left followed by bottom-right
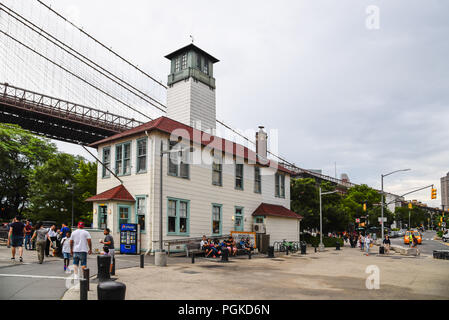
(60, 223), (70, 239)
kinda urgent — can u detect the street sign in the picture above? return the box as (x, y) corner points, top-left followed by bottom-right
(378, 217), (387, 222)
(355, 218), (360, 223)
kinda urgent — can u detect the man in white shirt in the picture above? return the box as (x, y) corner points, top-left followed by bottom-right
(70, 221), (92, 277)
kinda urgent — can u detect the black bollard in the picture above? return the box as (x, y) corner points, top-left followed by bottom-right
(314, 246), (317, 253)
(97, 280), (126, 300)
(97, 255), (111, 282)
(80, 279), (88, 300)
(191, 252), (195, 264)
(111, 257), (115, 276)
(286, 247), (289, 255)
(336, 241), (341, 250)
(83, 268), (90, 291)
(140, 254), (144, 268)
(248, 250), (252, 259)
(267, 246), (274, 258)
(221, 248), (229, 262)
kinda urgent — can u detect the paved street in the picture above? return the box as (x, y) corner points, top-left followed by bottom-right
(0, 246), (189, 300)
(63, 244), (449, 300)
(390, 230), (449, 255)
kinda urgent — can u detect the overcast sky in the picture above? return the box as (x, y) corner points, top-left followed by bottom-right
(18, 0), (449, 207)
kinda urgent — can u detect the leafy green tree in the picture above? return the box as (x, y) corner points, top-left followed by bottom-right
(395, 206), (428, 229)
(0, 123), (56, 220)
(26, 153), (96, 226)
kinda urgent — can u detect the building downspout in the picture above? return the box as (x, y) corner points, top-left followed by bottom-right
(144, 130), (152, 256)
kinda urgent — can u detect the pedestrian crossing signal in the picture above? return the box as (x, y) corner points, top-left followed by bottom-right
(431, 188), (437, 199)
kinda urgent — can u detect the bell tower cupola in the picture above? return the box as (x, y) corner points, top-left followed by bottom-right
(165, 44), (219, 133)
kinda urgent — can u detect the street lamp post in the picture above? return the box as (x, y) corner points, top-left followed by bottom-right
(156, 141), (194, 267)
(319, 187), (338, 252)
(67, 185), (74, 228)
(381, 169), (411, 242)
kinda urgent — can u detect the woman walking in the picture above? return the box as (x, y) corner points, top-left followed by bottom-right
(30, 222), (52, 264)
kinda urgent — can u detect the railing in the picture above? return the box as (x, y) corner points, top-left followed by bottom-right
(0, 83), (143, 132)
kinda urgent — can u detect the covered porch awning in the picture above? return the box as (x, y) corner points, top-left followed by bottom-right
(252, 203), (303, 220)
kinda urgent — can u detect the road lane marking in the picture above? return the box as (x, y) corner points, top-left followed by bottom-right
(0, 274), (68, 280)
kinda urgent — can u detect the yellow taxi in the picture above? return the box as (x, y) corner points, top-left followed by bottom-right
(404, 230), (422, 245)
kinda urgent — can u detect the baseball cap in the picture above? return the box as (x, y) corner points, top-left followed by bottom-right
(77, 221), (85, 228)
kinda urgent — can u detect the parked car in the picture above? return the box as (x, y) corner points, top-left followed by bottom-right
(443, 231), (449, 242)
(397, 229), (406, 237)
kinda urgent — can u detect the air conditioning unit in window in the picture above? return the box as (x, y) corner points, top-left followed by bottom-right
(253, 223), (266, 234)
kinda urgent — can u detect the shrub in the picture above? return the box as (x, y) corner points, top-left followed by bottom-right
(302, 233), (344, 247)
(437, 231), (443, 238)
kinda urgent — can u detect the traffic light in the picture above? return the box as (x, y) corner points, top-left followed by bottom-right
(431, 188), (437, 199)
(408, 202), (413, 209)
(363, 203), (367, 212)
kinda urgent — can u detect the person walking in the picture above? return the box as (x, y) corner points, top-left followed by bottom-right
(383, 235), (391, 254)
(365, 234), (371, 256)
(70, 221), (92, 278)
(360, 234), (365, 251)
(46, 225), (57, 257)
(408, 232), (413, 248)
(61, 230), (72, 272)
(30, 222), (52, 264)
(7, 216), (26, 263)
(100, 228), (114, 273)
(24, 220), (33, 250)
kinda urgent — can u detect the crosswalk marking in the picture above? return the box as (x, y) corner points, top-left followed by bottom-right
(0, 273), (68, 280)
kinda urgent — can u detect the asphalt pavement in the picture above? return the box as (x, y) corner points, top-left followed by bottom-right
(0, 248), (167, 300)
(390, 230), (449, 255)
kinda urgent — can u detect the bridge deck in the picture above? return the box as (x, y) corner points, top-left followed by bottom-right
(0, 83), (143, 145)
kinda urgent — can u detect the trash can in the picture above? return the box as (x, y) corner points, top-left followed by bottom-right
(379, 246), (385, 254)
(336, 241), (340, 250)
(300, 241), (307, 254)
(97, 281), (126, 300)
(267, 246), (274, 258)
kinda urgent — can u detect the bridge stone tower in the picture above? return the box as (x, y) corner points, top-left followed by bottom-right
(165, 44), (219, 133)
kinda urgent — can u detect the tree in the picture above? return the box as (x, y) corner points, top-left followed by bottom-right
(395, 206), (427, 229)
(26, 153), (97, 226)
(0, 123), (56, 220)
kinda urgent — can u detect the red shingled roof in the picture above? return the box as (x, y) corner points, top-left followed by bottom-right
(85, 184), (135, 202)
(252, 203), (303, 219)
(89, 116), (295, 175)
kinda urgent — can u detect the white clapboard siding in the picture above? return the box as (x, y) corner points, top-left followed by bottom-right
(265, 216), (300, 245)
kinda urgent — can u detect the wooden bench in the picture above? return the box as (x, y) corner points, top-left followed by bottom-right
(164, 234), (231, 256)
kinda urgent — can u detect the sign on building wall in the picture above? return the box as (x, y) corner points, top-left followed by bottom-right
(231, 231), (257, 248)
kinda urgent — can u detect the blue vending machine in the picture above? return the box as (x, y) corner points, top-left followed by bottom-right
(120, 223), (138, 255)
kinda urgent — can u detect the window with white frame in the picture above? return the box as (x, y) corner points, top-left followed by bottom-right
(115, 142), (131, 176)
(136, 197), (146, 232)
(212, 154), (222, 186)
(235, 162), (244, 190)
(212, 205), (221, 235)
(136, 139), (147, 173)
(181, 53), (187, 70)
(175, 56), (180, 72)
(254, 166), (261, 193)
(167, 198), (189, 235)
(275, 172), (285, 198)
(167, 140), (189, 179)
(102, 147), (111, 178)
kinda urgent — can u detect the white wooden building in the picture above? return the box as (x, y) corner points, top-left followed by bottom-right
(86, 44), (302, 253)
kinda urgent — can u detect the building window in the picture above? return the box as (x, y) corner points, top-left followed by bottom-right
(118, 206), (130, 231)
(203, 60), (209, 75)
(212, 204), (222, 235)
(167, 198), (189, 235)
(212, 156), (222, 186)
(115, 142), (131, 176)
(275, 172), (285, 198)
(175, 57), (180, 72)
(197, 55), (201, 70)
(136, 196), (146, 232)
(167, 140), (189, 179)
(102, 147), (111, 178)
(181, 53), (187, 70)
(235, 163), (244, 190)
(136, 138), (147, 173)
(254, 166), (261, 193)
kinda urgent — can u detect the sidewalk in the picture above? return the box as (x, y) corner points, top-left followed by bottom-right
(62, 246), (449, 300)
